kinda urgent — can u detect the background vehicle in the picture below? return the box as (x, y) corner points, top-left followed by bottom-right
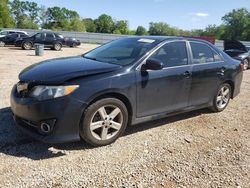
(11, 37), (243, 146)
(224, 40), (250, 70)
(0, 30), (28, 38)
(15, 32), (64, 51)
(0, 33), (29, 47)
(63, 37), (81, 47)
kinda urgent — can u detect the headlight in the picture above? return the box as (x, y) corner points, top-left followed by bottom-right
(29, 85), (79, 101)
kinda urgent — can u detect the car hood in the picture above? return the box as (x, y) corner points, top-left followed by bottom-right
(19, 56), (122, 84)
(224, 40), (247, 52)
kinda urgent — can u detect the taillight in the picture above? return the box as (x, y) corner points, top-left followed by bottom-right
(240, 63), (244, 71)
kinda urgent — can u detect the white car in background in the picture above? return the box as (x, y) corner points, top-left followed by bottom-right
(0, 30), (28, 38)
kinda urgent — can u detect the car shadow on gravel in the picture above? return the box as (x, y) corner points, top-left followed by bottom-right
(0, 107), (211, 160)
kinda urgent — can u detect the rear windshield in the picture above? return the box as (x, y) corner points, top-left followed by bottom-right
(83, 38), (161, 66)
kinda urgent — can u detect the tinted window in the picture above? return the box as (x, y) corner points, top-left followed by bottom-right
(190, 42), (221, 64)
(9, 34), (18, 38)
(20, 34), (27, 37)
(84, 38), (161, 66)
(0, 31), (8, 35)
(35, 33), (42, 39)
(150, 41), (188, 67)
(46, 33), (54, 38)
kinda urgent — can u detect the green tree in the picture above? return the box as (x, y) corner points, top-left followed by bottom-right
(202, 24), (225, 39)
(82, 18), (96, 32)
(95, 14), (115, 33)
(0, 0), (14, 28)
(44, 6), (80, 31)
(222, 8), (250, 40)
(39, 5), (49, 28)
(114, 20), (129, 34)
(68, 17), (85, 32)
(148, 22), (174, 35)
(9, 0), (39, 29)
(135, 26), (147, 35)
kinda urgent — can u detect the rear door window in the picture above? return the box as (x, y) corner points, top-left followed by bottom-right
(190, 42), (222, 64)
(46, 33), (55, 39)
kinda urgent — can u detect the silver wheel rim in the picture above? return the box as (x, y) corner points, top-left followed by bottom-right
(243, 59), (249, 70)
(90, 105), (123, 141)
(55, 44), (60, 50)
(0, 41), (5, 47)
(216, 86), (230, 109)
(24, 43), (31, 49)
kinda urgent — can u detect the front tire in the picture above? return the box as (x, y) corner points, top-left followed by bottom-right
(0, 41), (5, 47)
(22, 42), (32, 50)
(80, 98), (128, 146)
(210, 83), (232, 112)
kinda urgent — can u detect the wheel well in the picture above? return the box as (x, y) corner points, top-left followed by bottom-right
(87, 93), (133, 124)
(223, 80), (234, 98)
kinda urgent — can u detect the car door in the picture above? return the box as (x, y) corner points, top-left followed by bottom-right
(188, 41), (225, 107)
(44, 33), (56, 47)
(136, 41), (192, 117)
(34, 33), (45, 44)
(5, 34), (15, 44)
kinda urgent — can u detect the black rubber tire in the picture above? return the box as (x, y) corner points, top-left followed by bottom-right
(22, 42), (32, 50)
(209, 83), (232, 112)
(70, 43), (77, 48)
(53, 43), (62, 51)
(80, 98), (128, 147)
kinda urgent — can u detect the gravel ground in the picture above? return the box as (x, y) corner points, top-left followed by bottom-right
(0, 45), (249, 188)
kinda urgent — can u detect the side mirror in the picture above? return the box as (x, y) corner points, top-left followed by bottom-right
(142, 58), (164, 71)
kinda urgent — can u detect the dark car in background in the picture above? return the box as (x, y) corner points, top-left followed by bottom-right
(0, 33), (29, 47)
(11, 37), (243, 146)
(224, 40), (250, 70)
(63, 37), (81, 47)
(15, 32), (64, 51)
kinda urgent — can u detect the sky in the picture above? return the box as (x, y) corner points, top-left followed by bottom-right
(26, 0), (250, 30)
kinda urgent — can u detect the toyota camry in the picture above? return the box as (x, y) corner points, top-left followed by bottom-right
(11, 37), (243, 146)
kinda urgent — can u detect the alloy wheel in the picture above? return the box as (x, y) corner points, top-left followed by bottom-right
(0, 41), (5, 47)
(90, 105), (123, 141)
(216, 86), (230, 109)
(243, 59), (249, 70)
(23, 42), (31, 50)
(54, 44), (61, 51)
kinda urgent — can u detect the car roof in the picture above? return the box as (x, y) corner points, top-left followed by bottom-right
(2, 30), (26, 33)
(124, 36), (214, 45)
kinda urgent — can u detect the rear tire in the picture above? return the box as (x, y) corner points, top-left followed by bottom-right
(53, 43), (62, 51)
(210, 83), (232, 112)
(80, 98), (128, 147)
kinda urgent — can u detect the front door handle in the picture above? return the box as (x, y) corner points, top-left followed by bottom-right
(183, 71), (191, 78)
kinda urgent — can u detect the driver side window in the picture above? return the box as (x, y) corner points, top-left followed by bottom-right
(35, 33), (42, 39)
(150, 41), (188, 67)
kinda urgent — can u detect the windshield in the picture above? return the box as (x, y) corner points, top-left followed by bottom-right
(0, 31), (8, 35)
(83, 38), (160, 66)
(247, 46), (250, 52)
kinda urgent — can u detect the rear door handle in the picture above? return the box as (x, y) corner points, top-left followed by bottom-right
(183, 71), (191, 78)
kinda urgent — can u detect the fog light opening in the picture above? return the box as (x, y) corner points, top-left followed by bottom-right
(40, 123), (51, 133)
